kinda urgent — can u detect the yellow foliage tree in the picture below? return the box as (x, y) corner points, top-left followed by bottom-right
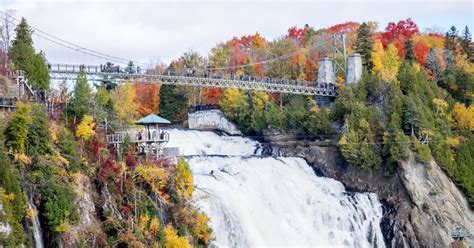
(432, 98), (448, 117)
(252, 91), (269, 111)
(135, 164), (170, 194)
(451, 103), (474, 130)
(219, 89), (244, 115)
(75, 115), (95, 141)
(381, 43), (401, 82)
(371, 41), (401, 82)
(174, 158), (194, 200)
(191, 213), (212, 245)
(149, 217), (160, 236)
(164, 225), (191, 248)
(110, 83), (138, 125)
(455, 54), (474, 75)
(371, 40), (384, 75)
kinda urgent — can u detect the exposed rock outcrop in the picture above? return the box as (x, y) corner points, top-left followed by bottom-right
(266, 140), (473, 248)
(188, 109), (242, 135)
(0, 200), (12, 239)
(59, 174), (105, 248)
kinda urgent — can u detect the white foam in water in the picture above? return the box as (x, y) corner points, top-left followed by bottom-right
(167, 129), (385, 247)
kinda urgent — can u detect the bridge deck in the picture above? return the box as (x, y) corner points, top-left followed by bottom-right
(48, 64), (338, 96)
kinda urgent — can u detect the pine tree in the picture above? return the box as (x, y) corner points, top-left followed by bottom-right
(159, 85), (187, 122)
(354, 22), (374, 70)
(26, 104), (52, 156)
(445, 26), (458, 52)
(9, 18), (50, 90)
(68, 71), (92, 121)
(404, 39), (415, 62)
(461, 26), (473, 62)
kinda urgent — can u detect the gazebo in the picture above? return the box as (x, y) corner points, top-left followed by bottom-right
(107, 114), (171, 158)
(135, 114), (171, 141)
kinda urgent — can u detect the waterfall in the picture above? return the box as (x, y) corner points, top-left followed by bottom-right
(166, 129), (386, 247)
(28, 195), (44, 248)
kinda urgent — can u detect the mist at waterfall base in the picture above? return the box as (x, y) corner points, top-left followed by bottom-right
(166, 129), (386, 247)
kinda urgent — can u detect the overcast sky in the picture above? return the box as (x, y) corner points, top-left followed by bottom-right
(1, 0), (473, 66)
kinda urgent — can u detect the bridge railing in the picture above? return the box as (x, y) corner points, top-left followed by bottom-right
(47, 63), (338, 96)
(48, 64), (101, 74)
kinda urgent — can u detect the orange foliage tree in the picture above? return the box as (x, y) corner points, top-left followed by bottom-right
(413, 40), (430, 65)
(203, 88), (222, 105)
(134, 83), (161, 116)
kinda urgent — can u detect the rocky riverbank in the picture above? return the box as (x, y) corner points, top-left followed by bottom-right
(261, 136), (473, 248)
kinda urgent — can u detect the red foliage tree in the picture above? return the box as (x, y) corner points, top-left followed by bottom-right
(203, 88), (223, 105)
(383, 18), (420, 43)
(328, 21), (360, 33)
(413, 40), (430, 65)
(287, 26), (307, 46)
(268, 93), (280, 103)
(134, 83), (160, 116)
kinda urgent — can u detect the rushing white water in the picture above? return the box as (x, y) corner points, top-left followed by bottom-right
(28, 197), (44, 248)
(167, 129), (386, 247)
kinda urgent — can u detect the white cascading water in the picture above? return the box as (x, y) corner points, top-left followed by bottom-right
(28, 196), (44, 248)
(167, 128), (386, 248)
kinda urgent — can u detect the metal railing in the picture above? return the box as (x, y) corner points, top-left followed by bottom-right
(107, 131), (169, 144)
(48, 63), (338, 97)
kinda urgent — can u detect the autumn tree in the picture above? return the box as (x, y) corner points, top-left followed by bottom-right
(4, 102), (31, 154)
(371, 41), (401, 82)
(451, 103), (474, 130)
(202, 88), (222, 105)
(135, 83), (160, 116)
(382, 18), (419, 46)
(76, 115), (96, 141)
(110, 82), (138, 125)
(413, 40), (430, 65)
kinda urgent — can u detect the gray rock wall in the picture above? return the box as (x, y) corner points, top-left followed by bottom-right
(188, 109), (242, 135)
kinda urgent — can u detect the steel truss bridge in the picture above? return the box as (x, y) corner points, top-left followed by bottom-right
(48, 64), (338, 97)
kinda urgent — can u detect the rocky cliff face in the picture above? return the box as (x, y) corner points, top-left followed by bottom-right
(188, 109), (242, 135)
(265, 140), (473, 248)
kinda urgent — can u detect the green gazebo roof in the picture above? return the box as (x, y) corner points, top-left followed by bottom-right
(135, 114), (171, 125)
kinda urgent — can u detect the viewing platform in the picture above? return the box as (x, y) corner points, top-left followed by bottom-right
(106, 114), (171, 157)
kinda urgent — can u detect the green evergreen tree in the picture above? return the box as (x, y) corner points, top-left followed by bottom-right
(0, 130), (26, 246)
(404, 39), (415, 62)
(159, 85), (187, 123)
(354, 22), (374, 70)
(68, 71), (92, 122)
(264, 101), (281, 129)
(9, 18), (50, 90)
(461, 26), (473, 62)
(26, 104), (52, 156)
(445, 26), (458, 52)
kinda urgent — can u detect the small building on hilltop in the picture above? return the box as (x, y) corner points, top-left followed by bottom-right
(107, 114), (172, 158)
